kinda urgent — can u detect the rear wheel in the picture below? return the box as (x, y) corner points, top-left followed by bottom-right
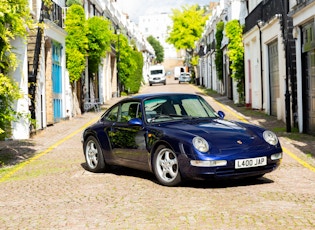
(152, 145), (181, 186)
(84, 136), (106, 173)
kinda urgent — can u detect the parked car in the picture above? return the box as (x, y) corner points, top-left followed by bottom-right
(174, 66), (185, 80)
(82, 93), (282, 186)
(179, 72), (191, 83)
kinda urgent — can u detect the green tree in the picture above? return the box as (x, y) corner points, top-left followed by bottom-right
(147, 35), (164, 63)
(125, 46), (144, 93)
(66, 0), (82, 7)
(115, 34), (143, 94)
(0, 0), (33, 139)
(225, 20), (245, 103)
(215, 21), (224, 81)
(87, 16), (112, 74)
(64, 4), (88, 83)
(116, 34), (134, 89)
(166, 5), (207, 51)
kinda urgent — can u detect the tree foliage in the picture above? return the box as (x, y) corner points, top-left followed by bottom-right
(0, 0), (33, 138)
(65, 4), (88, 83)
(147, 35), (164, 63)
(66, 0), (82, 7)
(215, 21), (224, 81)
(166, 4), (207, 50)
(125, 47), (144, 93)
(116, 34), (133, 87)
(87, 16), (112, 74)
(225, 20), (245, 103)
(115, 34), (143, 94)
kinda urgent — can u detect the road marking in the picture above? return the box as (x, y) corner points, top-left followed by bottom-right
(282, 147), (315, 172)
(0, 116), (100, 183)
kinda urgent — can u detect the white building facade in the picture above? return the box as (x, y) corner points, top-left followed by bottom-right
(9, 0), (153, 139)
(138, 13), (177, 59)
(290, 0), (315, 134)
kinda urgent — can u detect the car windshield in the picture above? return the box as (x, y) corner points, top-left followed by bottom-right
(144, 94), (218, 123)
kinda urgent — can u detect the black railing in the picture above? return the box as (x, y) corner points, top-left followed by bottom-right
(244, 0), (284, 33)
(244, 2), (262, 33)
(29, 2), (45, 122)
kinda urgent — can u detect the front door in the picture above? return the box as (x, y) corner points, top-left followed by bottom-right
(303, 50), (315, 134)
(302, 22), (315, 134)
(52, 42), (62, 122)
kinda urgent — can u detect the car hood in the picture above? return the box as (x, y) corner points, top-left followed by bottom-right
(162, 119), (266, 150)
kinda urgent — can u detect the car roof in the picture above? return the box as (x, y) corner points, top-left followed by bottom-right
(130, 92), (198, 100)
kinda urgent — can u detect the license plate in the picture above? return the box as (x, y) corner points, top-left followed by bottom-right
(235, 156), (267, 169)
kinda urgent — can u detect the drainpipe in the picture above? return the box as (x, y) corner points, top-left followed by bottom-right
(257, 20), (264, 110)
(281, 1), (292, 132)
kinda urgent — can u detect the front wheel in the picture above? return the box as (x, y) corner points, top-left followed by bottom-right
(152, 145), (181, 186)
(83, 136), (106, 173)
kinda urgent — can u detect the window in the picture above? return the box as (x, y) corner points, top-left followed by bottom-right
(103, 105), (119, 122)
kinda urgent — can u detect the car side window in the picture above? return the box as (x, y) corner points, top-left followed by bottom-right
(102, 105), (119, 122)
(119, 102), (141, 122)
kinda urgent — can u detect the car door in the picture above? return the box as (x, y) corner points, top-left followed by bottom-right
(107, 101), (149, 170)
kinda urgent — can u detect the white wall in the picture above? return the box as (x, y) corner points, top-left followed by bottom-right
(11, 37), (30, 139)
(291, 1), (315, 132)
(244, 27), (262, 109)
(261, 18), (286, 121)
(45, 21), (69, 119)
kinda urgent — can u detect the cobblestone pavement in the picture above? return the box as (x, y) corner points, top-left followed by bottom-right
(0, 79), (314, 229)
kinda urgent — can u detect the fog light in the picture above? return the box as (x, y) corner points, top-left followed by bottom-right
(191, 160), (227, 167)
(271, 152), (282, 160)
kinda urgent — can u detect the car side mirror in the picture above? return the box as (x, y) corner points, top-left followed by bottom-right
(217, 111), (225, 119)
(128, 118), (143, 126)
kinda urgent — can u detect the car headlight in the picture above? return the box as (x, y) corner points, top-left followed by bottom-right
(192, 136), (209, 152)
(263, 130), (278, 146)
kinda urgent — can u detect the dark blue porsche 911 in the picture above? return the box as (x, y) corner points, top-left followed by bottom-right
(82, 93), (282, 186)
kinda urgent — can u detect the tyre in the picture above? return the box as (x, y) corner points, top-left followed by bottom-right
(152, 145), (181, 186)
(84, 136), (106, 173)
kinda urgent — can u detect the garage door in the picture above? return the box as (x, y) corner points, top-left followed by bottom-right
(268, 40), (279, 116)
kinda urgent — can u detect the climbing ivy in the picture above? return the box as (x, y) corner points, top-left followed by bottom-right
(114, 34), (144, 94)
(125, 44), (144, 94)
(215, 21), (224, 81)
(87, 16), (112, 74)
(0, 0), (33, 139)
(225, 19), (245, 104)
(64, 4), (88, 83)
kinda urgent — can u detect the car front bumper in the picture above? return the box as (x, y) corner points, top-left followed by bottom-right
(149, 78), (166, 84)
(177, 154), (281, 180)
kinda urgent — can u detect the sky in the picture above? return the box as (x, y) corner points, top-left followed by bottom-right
(116, 0), (213, 23)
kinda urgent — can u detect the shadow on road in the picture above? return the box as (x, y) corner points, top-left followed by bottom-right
(0, 140), (36, 167)
(80, 162), (274, 188)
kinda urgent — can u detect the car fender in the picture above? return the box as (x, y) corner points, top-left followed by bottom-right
(83, 123), (113, 161)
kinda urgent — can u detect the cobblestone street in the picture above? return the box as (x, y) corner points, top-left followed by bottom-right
(0, 80), (314, 229)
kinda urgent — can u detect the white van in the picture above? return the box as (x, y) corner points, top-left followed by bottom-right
(148, 65), (166, 86)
